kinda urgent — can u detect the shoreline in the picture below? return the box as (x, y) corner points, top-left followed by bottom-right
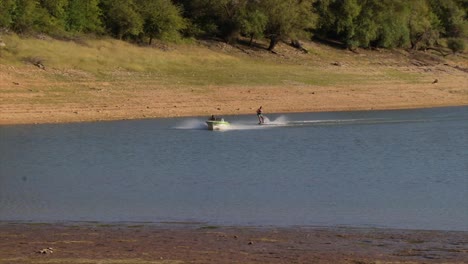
(1, 81), (468, 125)
(1, 222), (467, 264)
(2, 103), (468, 126)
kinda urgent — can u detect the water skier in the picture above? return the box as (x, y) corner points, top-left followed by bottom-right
(256, 106), (264, 124)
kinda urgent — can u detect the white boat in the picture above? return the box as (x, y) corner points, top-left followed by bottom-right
(206, 119), (230, 131)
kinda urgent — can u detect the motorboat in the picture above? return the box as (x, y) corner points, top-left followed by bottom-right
(206, 118), (230, 131)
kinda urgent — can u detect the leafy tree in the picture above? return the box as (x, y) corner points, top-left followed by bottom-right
(11, 0), (37, 32)
(314, 0), (360, 47)
(100, 0), (143, 39)
(11, 0), (46, 33)
(137, 0), (186, 44)
(66, 0), (103, 33)
(373, 0), (411, 48)
(429, 0), (466, 38)
(408, 0), (440, 50)
(314, 0), (442, 50)
(349, 0), (381, 48)
(38, 0), (69, 33)
(178, 0), (316, 48)
(238, 7), (268, 46)
(216, 0), (248, 43)
(176, 0), (249, 42)
(447, 37), (465, 53)
(334, 0), (361, 48)
(0, 0), (16, 28)
(40, 0), (68, 20)
(258, 0), (316, 51)
(9, 0), (66, 34)
(173, 0), (215, 37)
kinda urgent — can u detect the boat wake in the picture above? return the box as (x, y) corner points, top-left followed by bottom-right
(174, 115), (444, 131)
(221, 116), (288, 131)
(228, 116), (438, 130)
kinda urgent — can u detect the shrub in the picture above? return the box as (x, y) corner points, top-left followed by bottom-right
(447, 38), (465, 53)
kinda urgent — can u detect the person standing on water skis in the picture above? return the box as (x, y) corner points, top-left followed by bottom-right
(256, 106), (264, 124)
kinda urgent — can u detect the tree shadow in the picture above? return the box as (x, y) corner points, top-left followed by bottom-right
(311, 36), (347, 50)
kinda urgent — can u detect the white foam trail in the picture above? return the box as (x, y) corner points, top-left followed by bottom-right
(287, 118), (393, 126)
(174, 119), (207, 130)
(228, 123), (264, 130)
(268, 115), (288, 125)
(175, 117), (429, 131)
(226, 115), (290, 130)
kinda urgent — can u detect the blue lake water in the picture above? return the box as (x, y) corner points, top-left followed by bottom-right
(1, 107), (467, 231)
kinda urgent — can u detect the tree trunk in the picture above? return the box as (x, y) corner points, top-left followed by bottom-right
(224, 27), (240, 44)
(249, 34), (254, 46)
(149, 36), (153, 45)
(268, 35), (279, 51)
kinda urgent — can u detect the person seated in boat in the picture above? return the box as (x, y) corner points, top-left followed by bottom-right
(256, 106), (264, 124)
(209, 115), (216, 121)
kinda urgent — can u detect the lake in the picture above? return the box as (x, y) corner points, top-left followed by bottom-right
(1, 106), (467, 231)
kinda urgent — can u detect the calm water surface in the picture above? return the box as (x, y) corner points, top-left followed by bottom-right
(1, 107), (467, 231)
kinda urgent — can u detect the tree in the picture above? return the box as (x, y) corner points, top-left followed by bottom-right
(238, 7), (268, 46)
(373, 0), (411, 48)
(408, 0), (440, 50)
(429, 0), (466, 38)
(175, 0), (249, 42)
(447, 37), (465, 53)
(39, 0), (69, 33)
(100, 0), (143, 39)
(11, 0), (38, 32)
(173, 0), (216, 37)
(0, 0), (16, 28)
(9, 0), (66, 34)
(66, 0), (103, 33)
(334, 0), (361, 48)
(137, 0), (186, 44)
(259, 0), (316, 51)
(40, 0), (68, 20)
(314, 0), (358, 47)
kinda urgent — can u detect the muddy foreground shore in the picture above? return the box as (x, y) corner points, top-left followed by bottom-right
(0, 223), (467, 264)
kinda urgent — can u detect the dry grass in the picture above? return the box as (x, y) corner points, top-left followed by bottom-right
(0, 34), (430, 87)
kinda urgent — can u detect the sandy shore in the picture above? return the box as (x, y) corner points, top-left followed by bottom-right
(0, 223), (467, 264)
(1, 80), (468, 125)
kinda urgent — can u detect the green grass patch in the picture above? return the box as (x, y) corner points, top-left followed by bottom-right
(384, 69), (423, 83)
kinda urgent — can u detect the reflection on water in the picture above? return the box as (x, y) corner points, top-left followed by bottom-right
(1, 106), (467, 231)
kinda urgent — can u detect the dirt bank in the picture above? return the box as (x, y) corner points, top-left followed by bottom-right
(1, 78), (467, 125)
(0, 223), (467, 264)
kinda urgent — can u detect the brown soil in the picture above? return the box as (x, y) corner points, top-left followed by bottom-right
(1, 77), (467, 125)
(0, 223), (467, 264)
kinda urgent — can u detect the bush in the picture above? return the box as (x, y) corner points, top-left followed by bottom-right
(447, 38), (465, 53)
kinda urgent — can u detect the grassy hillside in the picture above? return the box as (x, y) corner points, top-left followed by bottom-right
(2, 34), (451, 87)
(0, 34), (467, 124)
